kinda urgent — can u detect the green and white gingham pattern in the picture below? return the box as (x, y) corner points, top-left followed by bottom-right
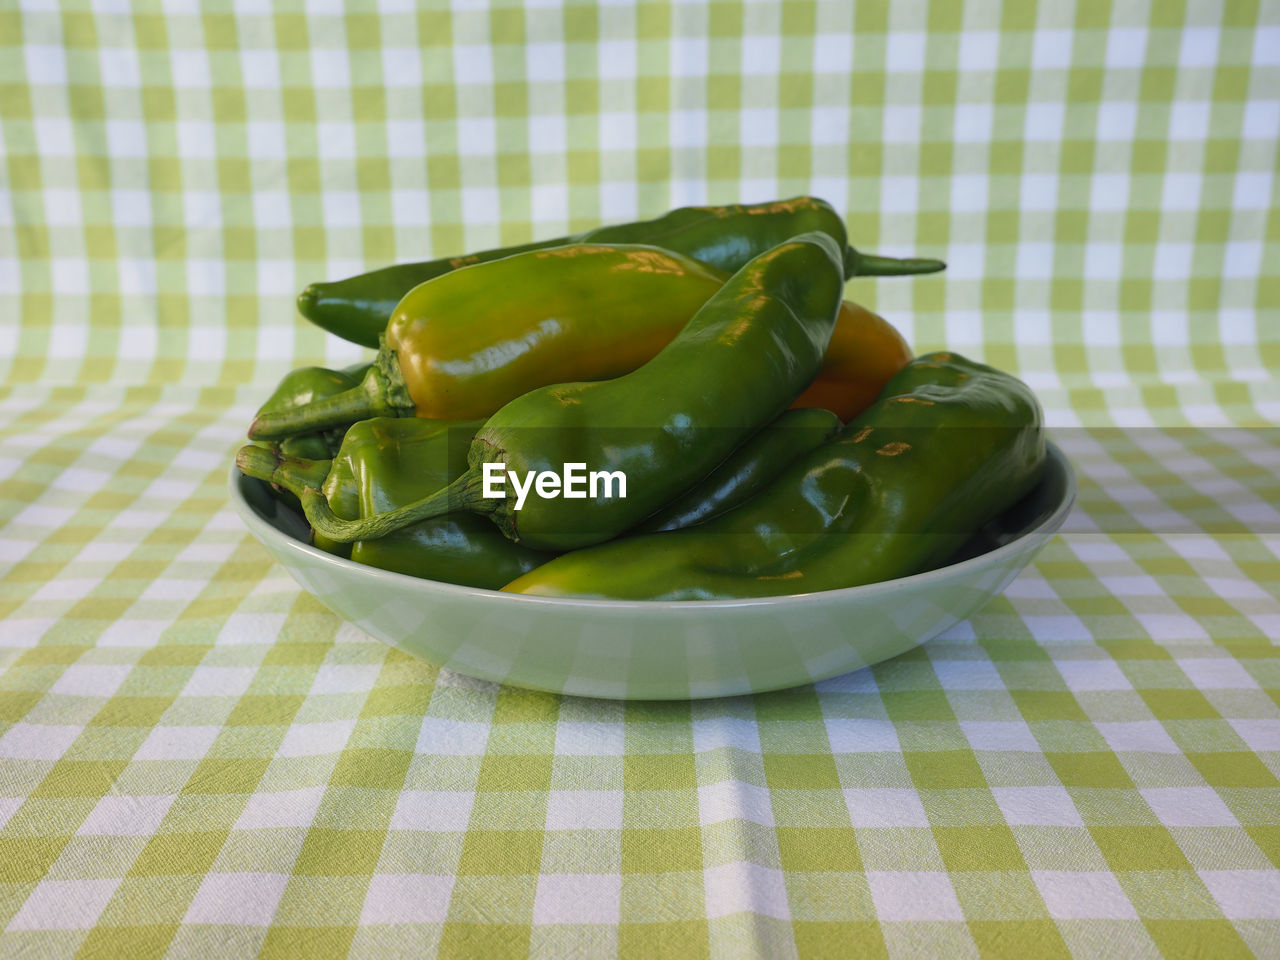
(2, 0), (1278, 956)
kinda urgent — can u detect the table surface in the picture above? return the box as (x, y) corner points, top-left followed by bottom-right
(3, 0), (1279, 957)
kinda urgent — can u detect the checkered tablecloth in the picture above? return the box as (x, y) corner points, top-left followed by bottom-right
(2, 1), (1278, 957)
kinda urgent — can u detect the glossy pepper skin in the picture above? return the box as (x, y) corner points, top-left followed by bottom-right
(387, 245), (724, 421)
(250, 244), (726, 438)
(257, 275), (910, 441)
(504, 353), (1046, 600)
(236, 418), (552, 589)
(298, 196), (945, 349)
(301, 232), (848, 553)
(638, 407), (842, 532)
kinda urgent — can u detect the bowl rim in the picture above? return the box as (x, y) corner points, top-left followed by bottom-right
(229, 439), (1076, 612)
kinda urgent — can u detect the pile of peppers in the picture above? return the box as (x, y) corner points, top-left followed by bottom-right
(238, 196), (1046, 600)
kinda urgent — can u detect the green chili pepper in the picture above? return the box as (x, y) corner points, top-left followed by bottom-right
(251, 244), (728, 439)
(250, 364), (371, 514)
(236, 418), (552, 589)
(254, 364), (370, 460)
(300, 232), (848, 553)
(638, 407), (843, 533)
(297, 196), (945, 348)
(503, 353), (1046, 600)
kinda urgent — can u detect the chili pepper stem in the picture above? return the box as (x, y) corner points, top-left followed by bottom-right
(236, 444), (281, 484)
(847, 249), (946, 277)
(301, 470), (488, 544)
(236, 445), (332, 499)
(248, 345), (415, 441)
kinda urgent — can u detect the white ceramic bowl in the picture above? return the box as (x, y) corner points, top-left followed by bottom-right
(229, 442), (1074, 699)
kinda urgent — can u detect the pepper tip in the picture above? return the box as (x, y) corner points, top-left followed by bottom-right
(296, 284), (319, 320)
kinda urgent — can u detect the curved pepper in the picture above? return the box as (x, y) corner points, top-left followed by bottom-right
(251, 244), (726, 437)
(638, 407), (843, 532)
(503, 353), (1046, 600)
(236, 418), (552, 589)
(298, 196), (945, 348)
(299, 232), (848, 553)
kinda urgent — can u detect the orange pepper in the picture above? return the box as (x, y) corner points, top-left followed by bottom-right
(793, 300), (913, 421)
